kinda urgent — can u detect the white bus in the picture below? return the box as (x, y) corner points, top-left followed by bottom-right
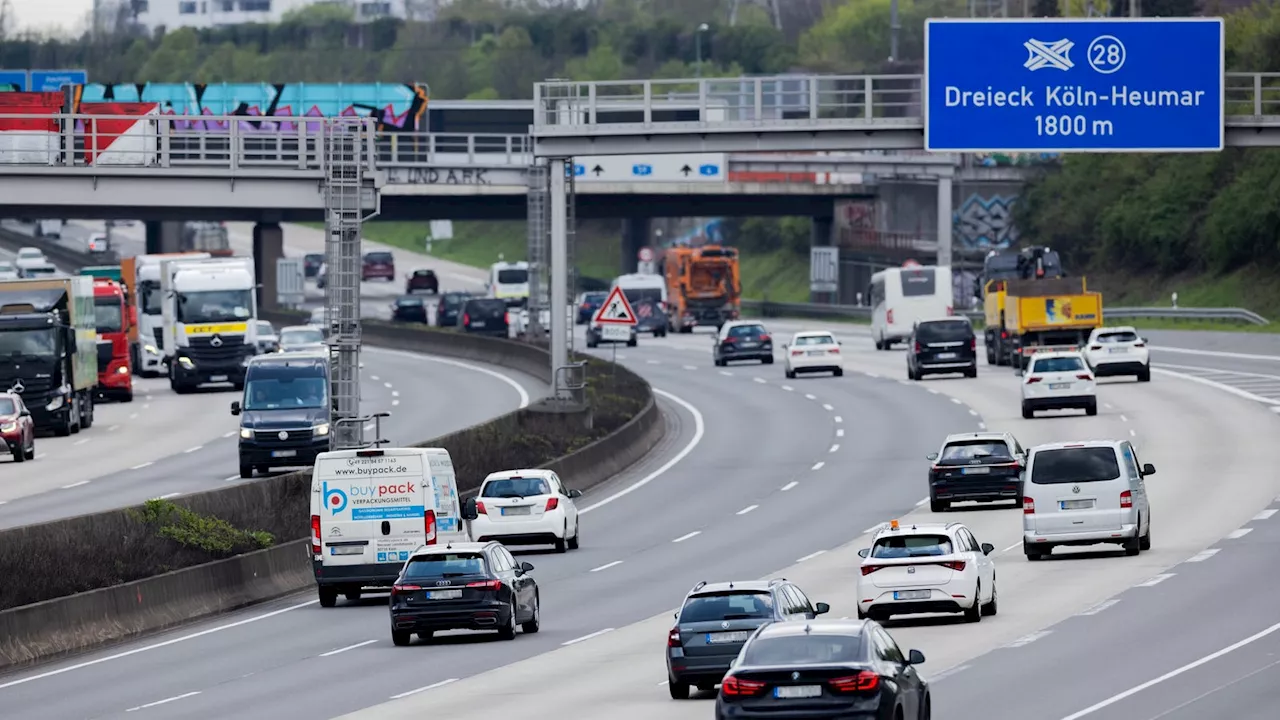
(870, 265), (954, 350)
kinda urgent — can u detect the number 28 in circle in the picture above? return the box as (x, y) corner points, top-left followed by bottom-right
(1087, 35), (1126, 74)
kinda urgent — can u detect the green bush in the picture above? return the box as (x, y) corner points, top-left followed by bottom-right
(131, 500), (274, 557)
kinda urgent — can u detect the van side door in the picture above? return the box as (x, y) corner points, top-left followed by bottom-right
(1121, 442), (1149, 517)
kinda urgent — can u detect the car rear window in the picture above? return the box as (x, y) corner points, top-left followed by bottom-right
(497, 269), (528, 284)
(397, 297), (424, 306)
(482, 477), (550, 498)
(1031, 356), (1085, 373)
(584, 292), (606, 304)
(1096, 331), (1139, 343)
(871, 534), (953, 558)
(443, 294), (468, 307)
(742, 634), (862, 665)
(917, 320), (972, 342)
(402, 553), (487, 579)
(413, 270), (435, 278)
(468, 299), (507, 313)
(794, 335), (835, 346)
(939, 440), (1012, 464)
(366, 253), (394, 263)
(281, 328), (323, 344)
(728, 324), (765, 338)
(679, 592), (773, 623)
(900, 268), (937, 297)
(1031, 447), (1122, 484)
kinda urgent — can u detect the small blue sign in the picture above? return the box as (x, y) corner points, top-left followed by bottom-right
(925, 19), (1223, 152)
(0, 71), (28, 91)
(632, 163), (653, 176)
(351, 504), (425, 521)
(698, 164), (720, 176)
(29, 69), (87, 93)
(573, 163), (586, 176)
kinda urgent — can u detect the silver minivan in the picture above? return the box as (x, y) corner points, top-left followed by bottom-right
(1022, 440), (1154, 560)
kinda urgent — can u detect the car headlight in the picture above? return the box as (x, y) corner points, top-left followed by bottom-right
(115, 366), (129, 375)
(45, 396), (63, 411)
(240, 428), (252, 439)
(313, 423), (330, 436)
(178, 357), (195, 368)
(144, 344), (158, 355)
(0, 422), (15, 433)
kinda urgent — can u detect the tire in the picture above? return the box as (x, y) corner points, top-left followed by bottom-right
(965, 366), (978, 378)
(318, 585), (338, 608)
(11, 446), (23, 463)
(834, 368), (843, 377)
(1024, 542), (1049, 561)
(930, 498), (948, 513)
(1086, 401), (1099, 417)
(239, 464), (253, 479)
(714, 358), (725, 367)
(1124, 528), (1142, 556)
(84, 396), (94, 428)
(668, 676), (690, 700)
(981, 581), (998, 616)
(24, 442), (34, 460)
(391, 630), (411, 646)
(120, 390), (134, 403)
(344, 589), (362, 602)
(568, 521), (580, 550)
(554, 526), (567, 553)
(986, 339), (996, 365)
(1139, 513), (1152, 551)
(1138, 364), (1152, 382)
(626, 338), (637, 347)
(963, 585), (982, 622)
(54, 417), (71, 437)
(874, 338), (885, 351)
(1021, 402), (1034, 420)
(497, 600), (518, 640)
(762, 356), (773, 365)
(921, 694), (932, 720)
(521, 593), (541, 633)
(785, 369), (796, 379)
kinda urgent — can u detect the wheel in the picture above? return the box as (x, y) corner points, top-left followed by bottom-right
(785, 369), (796, 379)
(54, 417), (71, 436)
(1024, 542), (1049, 561)
(568, 521), (580, 550)
(856, 604), (868, 620)
(1138, 364), (1152, 382)
(965, 366), (978, 378)
(963, 584), (982, 622)
(11, 446), (23, 463)
(553, 526), (567, 553)
(921, 694), (932, 720)
(344, 589), (362, 601)
(586, 339), (598, 348)
(833, 368), (843, 377)
(120, 390), (133, 403)
(1086, 401), (1099, 416)
(497, 600), (518, 640)
(762, 356), (773, 365)
(667, 676), (690, 700)
(981, 581), (998, 616)
(626, 338), (637, 347)
(986, 339), (996, 365)
(714, 358), (725, 367)
(391, 630), (411, 646)
(239, 464), (253, 479)
(521, 593), (541, 633)
(83, 396), (94, 428)
(1021, 402), (1034, 420)
(1124, 528), (1142, 556)
(874, 337), (885, 351)
(24, 441), (34, 460)
(1140, 513), (1152, 550)
(318, 585), (338, 608)
(930, 497), (948, 513)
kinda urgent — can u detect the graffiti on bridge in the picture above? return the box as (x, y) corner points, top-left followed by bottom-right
(70, 82), (429, 132)
(970, 152), (1060, 168)
(954, 194), (1018, 251)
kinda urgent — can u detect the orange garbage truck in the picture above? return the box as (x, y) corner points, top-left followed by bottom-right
(663, 245), (741, 333)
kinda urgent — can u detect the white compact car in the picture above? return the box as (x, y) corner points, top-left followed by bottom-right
(469, 469), (583, 553)
(783, 331), (844, 378)
(1021, 351), (1097, 418)
(1084, 326), (1151, 382)
(856, 520), (997, 623)
(1023, 440), (1154, 559)
(14, 247), (46, 274)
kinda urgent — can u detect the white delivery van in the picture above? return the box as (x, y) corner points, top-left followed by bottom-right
(870, 265), (954, 350)
(310, 447), (466, 607)
(612, 272), (667, 307)
(488, 260), (530, 307)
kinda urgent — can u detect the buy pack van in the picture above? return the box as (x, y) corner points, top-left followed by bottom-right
(310, 447), (466, 607)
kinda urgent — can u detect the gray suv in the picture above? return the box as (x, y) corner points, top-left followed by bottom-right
(666, 579), (829, 699)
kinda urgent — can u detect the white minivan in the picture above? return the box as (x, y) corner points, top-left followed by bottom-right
(310, 447), (467, 607)
(870, 265), (954, 350)
(1022, 440), (1154, 560)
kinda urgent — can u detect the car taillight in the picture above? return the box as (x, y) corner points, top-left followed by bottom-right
(970, 338), (976, 351)
(914, 342), (922, 353)
(1024, 497), (1036, 514)
(828, 670), (880, 694)
(1120, 491), (1132, 509)
(668, 627), (681, 647)
(724, 337), (737, 343)
(311, 514), (322, 556)
(828, 347), (840, 354)
(463, 313), (470, 325)
(946, 306), (954, 316)
(545, 497), (559, 511)
(759, 334), (771, 342)
(791, 350), (803, 356)
(1090, 345), (1102, 351)
(424, 509), (437, 545)
(476, 501), (487, 515)
(1001, 330), (1008, 339)
(939, 560), (966, 571)
(505, 312), (511, 324)
(887, 309), (894, 324)
(860, 564), (885, 576)
(1025, 376), (1042, 383)
(581, 303), (589, 309)
(391, 584), (421, 596)
(1077, 373), (1094, 381)
(466, 579), (502, 590)
(720, 676), (766, 697)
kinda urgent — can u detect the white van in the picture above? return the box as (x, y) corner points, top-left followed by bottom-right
(488, 260), (530, 306)
(612, 272), (667, 307)
(310, 447), (467, 607)
(870, 265), (954, 350)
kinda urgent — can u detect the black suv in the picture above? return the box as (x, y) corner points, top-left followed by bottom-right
(713, 322), (774, 366)
(461, 298), (509, 337)
(388, 541), (540, 646)
(907, 317), (978, 380)
(391, 295), (428, 323)
(667, 579), (829, 699)
(927, 431), (1026, 512)
(435, 291), (472, 327)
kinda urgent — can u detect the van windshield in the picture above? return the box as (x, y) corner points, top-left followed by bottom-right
(621, 287), (663, 304)
(243, 377), (327, 410)
(402, 553), (487, 579)
(1031, 447), (1121, 484)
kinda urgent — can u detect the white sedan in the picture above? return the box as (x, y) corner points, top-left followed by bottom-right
(856, 520), (997, 622)
(469, 469), (582, 553)
(1021, 350), (1097, 418)
(1084, 326), (1151, 382)
(783, 331), (844, 378)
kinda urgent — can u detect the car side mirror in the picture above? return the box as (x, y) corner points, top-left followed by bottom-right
(461, 497), (478, 521)
(230, 401), (241, 416)
(980, 543), (994, 555)
(908, 649), (926, 665)
(520, 561), (534, 573)
(19, 409), (29, 417)
(838, 340), (843, 345)
(926, 452), (939, 461)
(1142, 463), (1156, 476)
(782, 343), (788, 349)
(857, 548), (870, 558)
(814, 602), (830, 615)
(567, 489), (583, 499)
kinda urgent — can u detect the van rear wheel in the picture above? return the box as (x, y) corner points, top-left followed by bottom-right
(318, 586), (338, 608)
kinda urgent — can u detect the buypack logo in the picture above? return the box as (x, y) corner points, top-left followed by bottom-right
(323, 481), (348, 515)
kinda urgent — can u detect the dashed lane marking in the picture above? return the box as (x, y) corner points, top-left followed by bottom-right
(320, 639), (377, 657)
(1186, 549), (1219, 563)
(829, 444), (840, 453)
(1253, 509), (1277, 521)
(562, 629), (614, 646)
(811, 462), (825, 471)
(672, 531), (700, 543)
(222, 431), (235, 438)
(797, 550), (827, 563)
(61, 481), (89, 489)
(1005, 631), (1051, 648)
(836, 428), (844, 438)
(781, 384), (793, 391)
(834, 416), (843, 424)
(1226, 528), (1253, 539)
(1076, 599), (1120, 616)
(969, 409), (979, 416)
(1136, 573), (1175, 587)
(590, 560), (623, 573)
(125, 692), (201, 713)
(950, 397), (962, 405)
(781, 481), (798, 492)
(389, 678), (458, 700)
(130, 462), (152, 470)
(753, 377), (767, 384)
(184, 446), (202, 453)
(737, 505), (759, 516)
(720, 370), (733, 376)
(915, 497), (928, 507)
(822, 403), (834, 411)
(74, 438), (90, 446)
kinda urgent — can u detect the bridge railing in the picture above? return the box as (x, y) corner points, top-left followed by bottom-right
(374, 133), (531, 166)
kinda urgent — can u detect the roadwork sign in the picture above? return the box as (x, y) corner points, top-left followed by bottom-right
(593, 286), (638, 325)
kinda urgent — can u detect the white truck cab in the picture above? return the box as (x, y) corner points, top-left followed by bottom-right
(488, 259), (530, 307)
(161, 256), (257, 393)
(134, 252), (211, 377)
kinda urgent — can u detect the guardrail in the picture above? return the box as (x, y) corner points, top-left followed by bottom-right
(742, 300), (1270, 326)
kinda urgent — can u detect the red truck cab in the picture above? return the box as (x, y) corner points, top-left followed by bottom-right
(93, 278), (134, 402)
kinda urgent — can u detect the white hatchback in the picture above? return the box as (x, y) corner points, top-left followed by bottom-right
(783, 331), (844, 378)
(856, 520), (997, 623)
(1084, 326), (1151, 382)
(1021, 351), (1097, 418)
(470, 469), (583, 553)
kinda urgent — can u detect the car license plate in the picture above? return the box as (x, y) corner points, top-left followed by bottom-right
(1108, 347), (1127, 354)
(426, 589), (462, 600)
(740, 341), (757, 348)
(472, 321), (485, 328)
(807, 350), (825, 356)
(271, 450), (297, 458)
(775, 685), (822, 698)
(328, 546), (363, 556)
(706, 631), (752, 644)
(894, 590), (931, 600)
(501, 506), (531, 516)
(961, 466), (990, 475)
(1049, 382), (1071, 390)
(209, 375), (228, 382)
(1060, 499), (1094, 510)
(936, 352), (957, 359)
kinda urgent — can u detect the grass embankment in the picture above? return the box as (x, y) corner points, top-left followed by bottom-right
(1091, 267), (1280, 334)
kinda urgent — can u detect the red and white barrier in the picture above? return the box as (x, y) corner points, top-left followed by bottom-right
(79, 102), (160, 166)
(0, 92), (61, 165)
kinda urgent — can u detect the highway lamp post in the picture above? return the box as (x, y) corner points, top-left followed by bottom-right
(695, 23), (709, 78)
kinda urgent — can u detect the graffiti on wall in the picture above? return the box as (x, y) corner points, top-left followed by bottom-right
(954, 194), (1018, 250)
(970, 152), (1060, 168)
(69, 83), (430, 132)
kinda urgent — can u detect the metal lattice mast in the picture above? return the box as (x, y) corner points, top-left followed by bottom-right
(564, 161), (577, 355)
(526, 159), (550, 340)
(324, 118), (370, 449)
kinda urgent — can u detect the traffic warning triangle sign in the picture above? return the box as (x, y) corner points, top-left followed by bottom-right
(593, 286), (638, 325)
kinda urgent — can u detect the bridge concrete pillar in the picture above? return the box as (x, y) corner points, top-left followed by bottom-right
(809, 215), (837, 305)
(144, 221), (183, 254)
(621, 217), (650, 274)
(252, 222), (284, 312)
(937, 176), (953, 269)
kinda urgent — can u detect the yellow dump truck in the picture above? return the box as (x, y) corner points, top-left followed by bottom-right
(991, 277), (1103, 369)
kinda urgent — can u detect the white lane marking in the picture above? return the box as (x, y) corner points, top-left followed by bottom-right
(829, 444), (840, 453)
(1226, 528), (1253, 539)
(811, 462), (825, 471)
(915, 497), (928, 507)
(390, 678), (458, 700)
(950, 397), (962, 405)
(183, 446), (202, 454)
(371, 347), (531, 409)
(797, 550), (826, 563)
(223, 475), (242, 482)
(383, 382), (392, 388)
(1104, 402), (1114, 409)
(391, 390), (400, 398)
(833, 416), (843, 423)
(143, 404), (151, 410)
(0, 599), (318, 689)
(222, 431), (235, 438)
(927, 388), (940, 395)
(897, 379), (910, 386)
(1254, 509), (1277, 521)
(0, 501), (7, 506)
(929, 665), (970, 683)
(1151, 345), (1280, 361)
(822, 403), (834, 411)
(1152, 367), (1280, 407)
(646, 360), (660, 365)
(753, 377), (767, 384)
(672, 531), (701, 543)
(978, 422), (987, 430)
(1076, 599), (1120, 616)
(1129, 429), (1136, 437)
(836, 428), (844, 437)
(804, 393), (816, 400)
(61, 481), (89, 489)
(1136, 573), (1175, 587)
(109, 425), (120, 432)
(1186, 549), (1219, 563)
(319, 639), (377, 657)
(737, 504), (759, 516)
(73, 438), (90, 446)
(35, 453), (44, 459)
(781, 481), (798, 492)
(1005, 631), (1051, 648)
(782, 385), (794, 391)
(682, 365), (697, 371)
(1056, 620), (1280, 720)
(129, 413), (139, 420)
(1002, 541), (1021, 553)
(968, 409), (978, 416)
(866, 372), (879, 378)
(130, 462), (152, 470)
(590, 560), (623, 573)
(579, 389), (703, 515)
(1120, 415), (1129, 422)
(392, 399), (400, 406)
(125, 691), (201, 712)
(370, 375), (380, 381)
(563, 628), (615, 646)
(719, 370), (733, 376)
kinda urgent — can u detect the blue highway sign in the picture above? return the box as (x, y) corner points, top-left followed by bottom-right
(925, 19), (1223, 153)
(29, 69), (87, 92)
(0, 70), (28, 91)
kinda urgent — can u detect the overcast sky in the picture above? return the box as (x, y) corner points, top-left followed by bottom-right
(11, 0), (91, 35)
